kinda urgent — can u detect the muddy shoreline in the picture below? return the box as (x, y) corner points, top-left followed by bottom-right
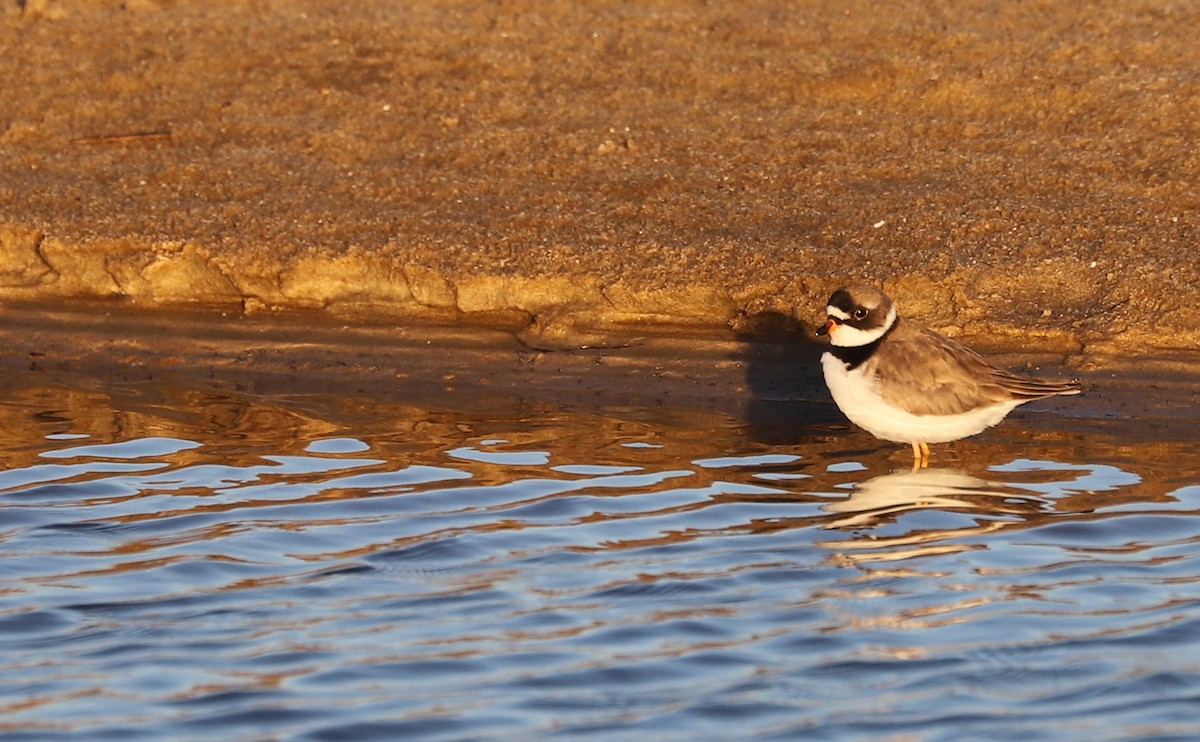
(3, 1), (1199, 373)
(3, 299), (1195, 434)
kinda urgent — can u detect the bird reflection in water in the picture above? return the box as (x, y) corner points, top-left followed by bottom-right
(818, 466), (1050, 564)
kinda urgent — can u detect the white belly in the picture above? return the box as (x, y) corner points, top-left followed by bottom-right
(821, 353), (1021, 444)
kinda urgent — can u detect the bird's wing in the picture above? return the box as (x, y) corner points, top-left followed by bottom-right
(869, 322), (1049, 416)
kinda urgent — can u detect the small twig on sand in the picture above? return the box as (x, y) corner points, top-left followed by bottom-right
(71, 129), (173, 145)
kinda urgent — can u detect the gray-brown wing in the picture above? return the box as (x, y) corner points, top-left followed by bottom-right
(868, 322), (1073, 416)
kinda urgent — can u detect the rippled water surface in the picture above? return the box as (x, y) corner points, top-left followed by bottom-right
(2, 373), (1199, 740)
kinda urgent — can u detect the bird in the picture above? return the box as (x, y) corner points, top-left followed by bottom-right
(815, 284), (1081, 468)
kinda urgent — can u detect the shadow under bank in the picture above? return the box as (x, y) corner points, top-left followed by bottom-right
(0, 299), (835, 409)
(0, 299), (1190, 443)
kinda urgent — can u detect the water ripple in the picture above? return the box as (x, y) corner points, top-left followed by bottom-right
(0, 380), (1197, 739)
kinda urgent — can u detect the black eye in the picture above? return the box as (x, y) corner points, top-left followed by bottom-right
(853, 308), (868, 320)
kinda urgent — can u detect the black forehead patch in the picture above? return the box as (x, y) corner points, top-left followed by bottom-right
(828, 288), (859, 313)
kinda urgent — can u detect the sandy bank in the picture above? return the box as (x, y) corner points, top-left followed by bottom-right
(2, 0), (1198, 361)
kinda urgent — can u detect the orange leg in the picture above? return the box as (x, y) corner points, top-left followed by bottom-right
(910, 441), (931, 469)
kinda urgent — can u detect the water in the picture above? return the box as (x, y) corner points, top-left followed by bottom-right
(1, 371), (1198, 740)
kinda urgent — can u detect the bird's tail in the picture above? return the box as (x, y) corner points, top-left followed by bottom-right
(994, 372), (1083, 399)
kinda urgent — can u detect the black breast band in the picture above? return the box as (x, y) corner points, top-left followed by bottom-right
(826, 318), (898, 371)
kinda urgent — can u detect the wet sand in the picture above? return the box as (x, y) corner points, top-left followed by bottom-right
(3, 298), (1193, 432)
(1, 0), (1198, 382)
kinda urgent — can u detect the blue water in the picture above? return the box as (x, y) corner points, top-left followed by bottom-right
(1, 378), (1198, 740)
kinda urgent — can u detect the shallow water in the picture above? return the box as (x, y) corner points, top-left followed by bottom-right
(2, 373), (1198, 740)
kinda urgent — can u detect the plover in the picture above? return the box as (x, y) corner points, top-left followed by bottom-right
(816, 284), (1081, 467)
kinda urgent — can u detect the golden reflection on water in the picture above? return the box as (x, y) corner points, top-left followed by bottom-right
(0, 374), (1187, 564)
